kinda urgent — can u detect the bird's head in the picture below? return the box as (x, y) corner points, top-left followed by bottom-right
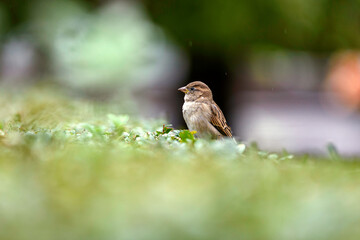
(178, 81), (213, 102)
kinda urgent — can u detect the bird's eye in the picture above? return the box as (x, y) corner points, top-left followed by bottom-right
(190, 87), (195, 91)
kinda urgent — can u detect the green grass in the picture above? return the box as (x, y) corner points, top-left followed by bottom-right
(0, 88), (360, 240)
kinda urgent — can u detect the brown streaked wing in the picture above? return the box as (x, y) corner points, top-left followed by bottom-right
(210, 102), (232, 137)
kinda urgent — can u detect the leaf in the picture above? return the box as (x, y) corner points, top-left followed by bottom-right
(83, 124), (105, 138)
(237, 143), (246, 154)
(178, 130), (195, 143)
(163, 125), (173, 134)
(108, 114), (129, 135)
(156, 125), (174, 136)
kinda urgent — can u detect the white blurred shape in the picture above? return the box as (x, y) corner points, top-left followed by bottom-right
(235, 91), (360, 155)
(40, 1), (184, 90)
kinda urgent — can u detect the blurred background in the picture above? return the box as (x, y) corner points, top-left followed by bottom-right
(1, 0), (360, 154)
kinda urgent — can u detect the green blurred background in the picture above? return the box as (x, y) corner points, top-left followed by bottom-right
(1, 0), (360, 154)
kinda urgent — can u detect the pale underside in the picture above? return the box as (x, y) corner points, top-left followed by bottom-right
(182, 101), (223, 138)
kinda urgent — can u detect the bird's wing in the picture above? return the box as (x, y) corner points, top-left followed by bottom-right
(210, 102), (232, 137)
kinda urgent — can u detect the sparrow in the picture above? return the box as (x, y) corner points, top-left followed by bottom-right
(178, 81), (232, 139)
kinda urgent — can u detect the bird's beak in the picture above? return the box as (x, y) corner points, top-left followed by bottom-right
(178, 86), (189, 93)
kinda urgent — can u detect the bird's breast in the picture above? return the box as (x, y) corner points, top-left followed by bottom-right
(182, 101), (212, 134)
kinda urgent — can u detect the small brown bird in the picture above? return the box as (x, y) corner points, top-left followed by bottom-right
(178, 81), (232, 139)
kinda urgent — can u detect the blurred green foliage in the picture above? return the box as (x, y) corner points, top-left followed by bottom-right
(144, 0), (360, 53)
(0, 3), (6, 37)
(2, 0), (360, 55)
(0, 0), (178, 92)
(0, 88), (360, 240)
(28, 0), (173, 90)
